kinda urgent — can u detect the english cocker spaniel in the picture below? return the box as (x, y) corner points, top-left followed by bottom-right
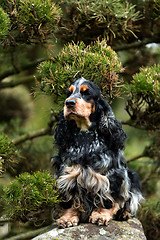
(52, 77), (143, 228)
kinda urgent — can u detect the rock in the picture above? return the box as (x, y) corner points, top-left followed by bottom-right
(33, 218), (146, 240)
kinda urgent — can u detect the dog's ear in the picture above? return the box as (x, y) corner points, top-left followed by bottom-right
(97, 96), (127, 151)
(96, 96), (114, 119)
(97, 96), (113, 113)
(55, 112), (76, 148)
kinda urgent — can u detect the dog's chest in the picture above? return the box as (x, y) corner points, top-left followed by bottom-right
(61, 130), (112, 170)
(68, 130), (102, 154)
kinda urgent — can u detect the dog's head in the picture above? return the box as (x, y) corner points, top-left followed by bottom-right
(64, 77), (106, 130)
(55, 77), (126, 150)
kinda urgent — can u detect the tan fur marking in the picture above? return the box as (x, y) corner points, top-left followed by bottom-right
(80, 85), (88, 92)
(56, 207), (80, 228)
(69, 85), (75, 93)
(57, 166), (81, 197)
(57, 165), (113, 209)
(74, 117), (91, 131)
(62, 165), (81, 179)
(64, 98), (92, 130)
(122, 211), (131, 220)
(92, 104), (96, 113)
(89, 203), (120, 225)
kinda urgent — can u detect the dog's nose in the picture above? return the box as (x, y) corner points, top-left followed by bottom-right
(66, 99), (76, 108)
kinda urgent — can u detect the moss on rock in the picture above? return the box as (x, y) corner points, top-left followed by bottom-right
(33, 218), (146, 240)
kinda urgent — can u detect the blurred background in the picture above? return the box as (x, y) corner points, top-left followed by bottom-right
(0, 0), (160, 239)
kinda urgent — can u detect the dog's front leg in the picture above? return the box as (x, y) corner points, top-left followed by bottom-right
(56, 207), (80, 228)
(89, 203), (119, 226)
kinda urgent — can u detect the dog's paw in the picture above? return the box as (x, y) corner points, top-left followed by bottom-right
(121, 211), (131, 220)
(57, 215), (79, 228)
(115, 210), (131, 221)
(89, 208), (112, 226)
(56, 207), (80, 228)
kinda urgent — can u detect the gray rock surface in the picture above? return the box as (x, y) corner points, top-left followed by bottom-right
(33, 218), (146, 240)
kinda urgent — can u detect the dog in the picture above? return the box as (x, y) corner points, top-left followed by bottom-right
(52, 77), (143, 228)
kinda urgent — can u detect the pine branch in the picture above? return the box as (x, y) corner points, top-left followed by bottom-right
(121, 120), (146, 130)
(12, 112), (58, 146)
(0, 58), (48, 82)
(141, 167), (157, 185)
(12, 128), (51, 145)
(0, 217), (12, 223)
(0, 75), (38, 89)
(113, 37), (159, 51)
(127, 154), (144, 163)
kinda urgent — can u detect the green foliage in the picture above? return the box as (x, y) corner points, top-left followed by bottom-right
(0, 134), (19, 174)
(38, 39), (123, 103)
(0, 184), (5, 214)
(0, 157), (3, 175)
(76, 0), (140, 24)
(1, 0), (62, 43)
(138, 198), (160, 240)
(14, 135), (54, 175)
(55, 0), (141, 43)
(131, 64), (160, 102)
(154, 0), (160, 20)
(17, 0), (62, 38)
(125, 64), (160, 130)
(0, 7), (10, 40)
(3, 171), (60, 221)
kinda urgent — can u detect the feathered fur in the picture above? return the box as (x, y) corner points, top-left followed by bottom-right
(52, 78), (143, 227)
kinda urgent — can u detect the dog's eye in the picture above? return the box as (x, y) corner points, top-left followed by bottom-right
(67, 85), (75, 97)
(67, 90), (72, 97)
(80, 89), (89, 96)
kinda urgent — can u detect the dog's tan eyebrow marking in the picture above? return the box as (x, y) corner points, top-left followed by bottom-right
(80, 85), (88, 92)
(69, 85), (75, 93)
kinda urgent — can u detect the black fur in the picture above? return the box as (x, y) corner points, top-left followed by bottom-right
(52, 78), (143, 224)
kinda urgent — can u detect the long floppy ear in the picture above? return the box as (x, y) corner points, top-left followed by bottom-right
(54, 112), (76, 148)
(97, 96), (127, 151)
